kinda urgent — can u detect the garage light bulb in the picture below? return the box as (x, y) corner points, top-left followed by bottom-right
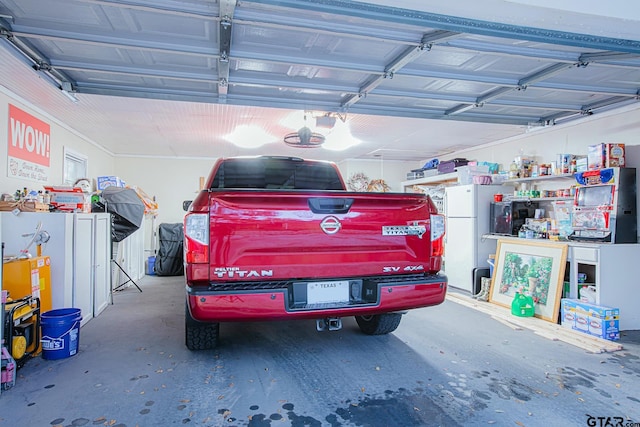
(224, 125), (276, 149)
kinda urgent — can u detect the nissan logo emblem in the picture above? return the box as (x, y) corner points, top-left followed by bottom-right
(320, 216), (341, 235)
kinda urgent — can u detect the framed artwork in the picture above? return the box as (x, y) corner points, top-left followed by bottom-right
(489, 239), (568, 322)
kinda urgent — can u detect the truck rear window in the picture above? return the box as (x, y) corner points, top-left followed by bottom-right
(211, 158), (344, 190)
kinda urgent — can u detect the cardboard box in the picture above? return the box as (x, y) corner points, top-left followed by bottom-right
(575, 156), (588, 172)
(97, 176), (126, 190)
(43, 186), (90, 213)
(587, 143), (625, 170)
(561, 299), (620, 341)
(0, 201), (49, 212)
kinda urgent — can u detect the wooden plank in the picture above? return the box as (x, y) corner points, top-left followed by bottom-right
(446, 292), (623, 353)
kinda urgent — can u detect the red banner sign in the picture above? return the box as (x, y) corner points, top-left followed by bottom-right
(8, 104), (51, 166)
(7, 104), (51, 183)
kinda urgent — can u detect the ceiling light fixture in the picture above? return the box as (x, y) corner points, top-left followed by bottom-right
(322, 120), (361, 152)
(224, 125), (276, 149)
(315, 114), (336, 129)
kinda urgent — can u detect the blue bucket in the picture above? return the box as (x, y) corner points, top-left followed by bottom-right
(487, 258), (495, 278)
(40, 308), (82, 360)
(147, 256), (156, 275)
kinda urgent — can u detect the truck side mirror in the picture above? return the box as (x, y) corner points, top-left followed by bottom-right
(183, 200), (192, 211)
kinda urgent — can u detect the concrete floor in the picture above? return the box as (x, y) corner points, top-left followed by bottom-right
(1, 275), (639, 427)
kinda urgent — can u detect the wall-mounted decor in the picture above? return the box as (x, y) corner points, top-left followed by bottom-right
(489, 239), (568, 323)
(367, 179), (391, 192)
(347, 172), (369, 192)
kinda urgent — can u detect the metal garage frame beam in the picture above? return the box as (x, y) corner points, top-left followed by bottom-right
(0, 19), (78, 101)
(233, 12), (640, 70)
(76, 0), (216, 18)
(42, 44), (638, 100)
(9, 25), (218, 57)
(217, 0), (236, 102)
(47, 56), (635, 117)
(445, 62), (584, 117)
(12, 18), (639, 72)
(8, 22), (637, 101)
(340, 30), (459, 109)
(234, 9), (640, 72)
(246, 0), (640, 54)
(443, 40), (640, 69)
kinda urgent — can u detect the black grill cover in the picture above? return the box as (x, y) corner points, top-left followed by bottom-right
(155, 223), (184, 276)
(101, 187), (145, 242)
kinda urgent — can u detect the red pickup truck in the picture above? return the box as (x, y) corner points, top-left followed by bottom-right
(183, 156), (447, 350)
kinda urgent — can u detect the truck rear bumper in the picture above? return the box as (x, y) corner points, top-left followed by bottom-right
(187, 274), (447, 322)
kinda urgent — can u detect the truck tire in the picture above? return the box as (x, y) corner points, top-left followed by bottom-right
(185, 303), (220, 350)
(355, 313), (402, 335)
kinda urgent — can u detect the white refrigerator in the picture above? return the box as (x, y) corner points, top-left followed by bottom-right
(443, 184), (502, 294)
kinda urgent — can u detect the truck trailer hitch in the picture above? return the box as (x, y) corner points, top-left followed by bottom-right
(316, 317), (342, 331)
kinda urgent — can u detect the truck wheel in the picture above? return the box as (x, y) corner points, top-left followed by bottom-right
(185, 304), (220, 350)
(355, 313), (402, 335)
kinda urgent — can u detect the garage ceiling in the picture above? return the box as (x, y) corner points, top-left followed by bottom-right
(0, 0), (639, 163)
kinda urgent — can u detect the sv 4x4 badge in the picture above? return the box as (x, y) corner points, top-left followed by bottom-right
(383, 265), (424, 273)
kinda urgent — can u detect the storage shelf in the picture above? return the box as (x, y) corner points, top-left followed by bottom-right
(502, 173), (577, 184)
(403, 172), (577, 192)
(401, 172), (458, 188)
(505, 197), (574, 202)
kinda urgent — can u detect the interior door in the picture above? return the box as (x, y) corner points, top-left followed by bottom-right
(93, 213), (111, 316)
(73, 214), (95, 326)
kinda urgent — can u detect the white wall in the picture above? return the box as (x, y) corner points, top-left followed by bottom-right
(114, 156), (215, 225)
(114, 156), (217, 253)
(0, 88), (116, 193)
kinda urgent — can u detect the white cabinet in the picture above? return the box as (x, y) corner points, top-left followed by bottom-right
(111, 222), (145, 291)
(73, 215), (95, 325)
(93, 214), (111, 316)
(0, 212), (111, 326)
(567, 243), (640, 331)
(75, 213), (111, 325)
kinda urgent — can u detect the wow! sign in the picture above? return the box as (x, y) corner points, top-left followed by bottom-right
(7, 104), (51, 183)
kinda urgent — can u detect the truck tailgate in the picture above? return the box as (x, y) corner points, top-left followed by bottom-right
(207, 190), (442, 280)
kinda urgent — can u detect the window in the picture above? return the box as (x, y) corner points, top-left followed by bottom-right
(211, 157), (344, 190)
(63, 147), (88, 186)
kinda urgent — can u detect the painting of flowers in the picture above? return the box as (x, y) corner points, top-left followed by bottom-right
(489, 239), (568, 322)
(498, 252), (553, 305)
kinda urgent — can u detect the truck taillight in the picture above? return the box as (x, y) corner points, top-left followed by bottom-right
(184, 213), (209, 264)
(430, 214), (445, 257)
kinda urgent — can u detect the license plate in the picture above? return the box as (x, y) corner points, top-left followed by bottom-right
(307, 280), (349, 304)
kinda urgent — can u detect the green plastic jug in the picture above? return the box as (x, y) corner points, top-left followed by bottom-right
(511, 292), (535, 317)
